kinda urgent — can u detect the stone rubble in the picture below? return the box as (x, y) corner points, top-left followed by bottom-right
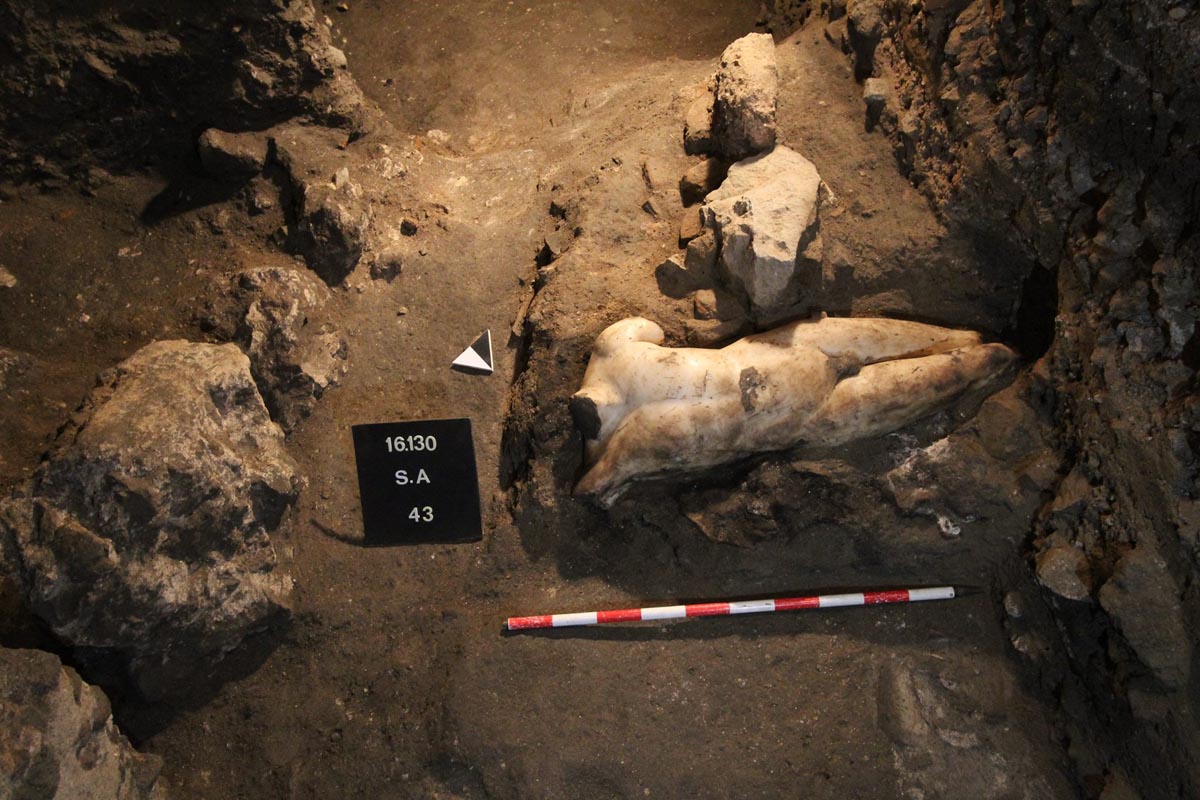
(216, 267), (349, 432)
(0, 341), (300, 698)
(0, 647), (167, 799)
(272, 123), (372, 286)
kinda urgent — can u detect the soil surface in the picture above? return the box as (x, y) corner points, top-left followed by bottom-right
(0, 2), (1081, 797)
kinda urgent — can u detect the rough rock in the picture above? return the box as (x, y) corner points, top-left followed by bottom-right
(0, 0), (382, 184)
(679, 158), (729, 206)
(1035, 544), (1092, 601)
(221, 268), (349, 431)
(846, 0), (883, 80)
(641, 157), (674, 195)
(711, 33), (778, 161)
(272, 124), (372, 286)
(0, 341), (300, 697)
(831, 0), (1200, 787)
(0, 265), (15, 288)
(678, 207), (704, 244)
(292, 182), (369, 285)
(370, 247), (404, 282)
(0, 648), (166, 799)
(701, 145), (821, 316)
(683, 91), (715, 155)
(884, 378), (1055, 536)
(197, 128), (268, 179)
(862, 77), (890, 129)
(692, 287), (741, 321)
(1099, 548), (1192, 690)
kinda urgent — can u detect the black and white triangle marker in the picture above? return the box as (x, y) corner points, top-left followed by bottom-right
(451, 329), (493, 375)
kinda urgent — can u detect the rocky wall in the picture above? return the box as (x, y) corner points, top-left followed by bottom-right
(0, 0), (380, 185)
(773, 0), (1200, 795)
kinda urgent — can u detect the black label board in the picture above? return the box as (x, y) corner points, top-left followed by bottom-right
(351, 418), (482, 545)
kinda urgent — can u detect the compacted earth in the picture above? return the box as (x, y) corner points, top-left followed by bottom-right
(2, 1), (1198, 799)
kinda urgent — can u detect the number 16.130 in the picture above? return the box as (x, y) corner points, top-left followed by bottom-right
(386, 435), (437, 453)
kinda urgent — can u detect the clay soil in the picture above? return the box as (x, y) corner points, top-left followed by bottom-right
(0, 2), (1077, 798)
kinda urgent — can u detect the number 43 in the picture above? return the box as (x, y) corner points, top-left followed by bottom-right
(409, 506), (433, 523)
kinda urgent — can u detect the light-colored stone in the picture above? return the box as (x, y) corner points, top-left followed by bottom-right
(702, 145), (822, 315)
(1036, 544), (1092, 601)
(1099, 547), (1192, 690)
(0, 341), (300, 697)
(712, 33), (778, 160)
(0, 648), (166, 799)
(0, 266), (15, 288)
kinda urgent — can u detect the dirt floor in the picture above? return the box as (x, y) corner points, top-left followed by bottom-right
(0, 1), (1083, 797)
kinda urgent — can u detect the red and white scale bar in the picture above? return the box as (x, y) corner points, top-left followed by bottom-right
(504, 586), (957, 631)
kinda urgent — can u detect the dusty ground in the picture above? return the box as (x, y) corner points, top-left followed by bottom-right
(0, 1), (1082, 797)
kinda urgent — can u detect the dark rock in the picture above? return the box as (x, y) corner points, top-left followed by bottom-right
(846, 0), (883, 79)
(1099, 548), (1192, 690)
(272, 124), (372, 286)
(679, 158), (729, 206)
(863, 77), (890, 129)
(683, 317), (748, 348)
(0, 648), (166, 799)
(292, 183), (369, 285)
(0, 341), (300, 697)
(197, 128), (268, 179)
(227, 268), (349, 431)
(370, 247), (404, 282)
(0, 509), (36, 643)
(692, 287), (742, 321)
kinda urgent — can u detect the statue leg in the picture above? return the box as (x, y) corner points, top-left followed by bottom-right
(574, 399), (737, 504)
(803, 343), (1016, 447)
(750, 316), (984, 365)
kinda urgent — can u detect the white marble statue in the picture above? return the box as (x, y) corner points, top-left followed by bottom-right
(570, 315), (1016, 503)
